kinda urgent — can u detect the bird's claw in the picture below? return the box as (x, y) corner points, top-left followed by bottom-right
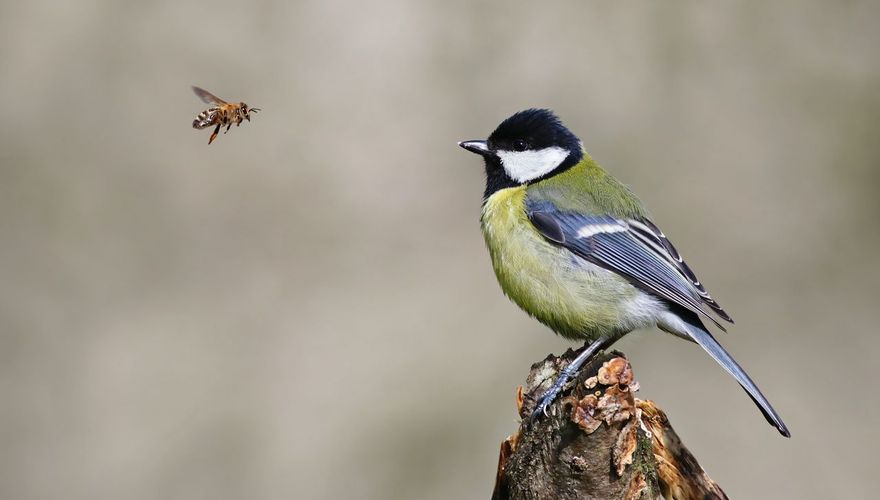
(528, 386), (560, 424)
(533, 402), (550, 420)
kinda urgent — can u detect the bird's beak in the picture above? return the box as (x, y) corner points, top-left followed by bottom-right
(458, 140), (491, 157)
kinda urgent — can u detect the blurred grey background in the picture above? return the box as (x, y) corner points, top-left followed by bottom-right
(1, 0), (877, 498)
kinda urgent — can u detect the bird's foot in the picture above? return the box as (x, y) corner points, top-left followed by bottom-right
(526, 336), (611, 425)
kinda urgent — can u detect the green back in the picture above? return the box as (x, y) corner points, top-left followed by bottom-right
(526, 152), (648, 219)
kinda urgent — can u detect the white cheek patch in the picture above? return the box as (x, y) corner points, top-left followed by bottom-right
(496, 147), (570, 183)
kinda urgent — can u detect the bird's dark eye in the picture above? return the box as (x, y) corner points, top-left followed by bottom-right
(513, 139), (527, 151)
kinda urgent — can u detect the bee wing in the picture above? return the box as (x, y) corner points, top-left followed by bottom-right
(191, 86), (227, 105)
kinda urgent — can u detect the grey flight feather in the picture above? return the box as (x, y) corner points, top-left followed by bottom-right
(629, 218), (733, 323)
(526, 200), (731, 330)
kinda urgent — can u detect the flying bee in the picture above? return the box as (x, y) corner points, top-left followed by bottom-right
(191, 86), (260, 144)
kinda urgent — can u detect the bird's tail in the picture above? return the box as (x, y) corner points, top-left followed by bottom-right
(681, 317), (791, 437)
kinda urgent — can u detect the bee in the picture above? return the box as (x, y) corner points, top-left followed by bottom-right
(191, 86), (260, 144)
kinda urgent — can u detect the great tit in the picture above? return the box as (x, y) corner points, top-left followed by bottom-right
(459, 109), (789, 437)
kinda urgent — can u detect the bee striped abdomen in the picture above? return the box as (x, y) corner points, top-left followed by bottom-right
(192, 108), (219, 129)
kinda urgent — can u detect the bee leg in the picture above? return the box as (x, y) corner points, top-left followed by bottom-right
(209, 124), (220, 144)
(225, 123), (232, 134)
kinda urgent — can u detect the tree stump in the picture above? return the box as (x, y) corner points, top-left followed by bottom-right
(491, 350), (728, 500)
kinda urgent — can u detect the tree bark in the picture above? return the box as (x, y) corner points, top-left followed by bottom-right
(491, 349), (728, 500)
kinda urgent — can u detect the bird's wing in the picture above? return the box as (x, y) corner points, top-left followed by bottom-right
(526, 199), (733, 329)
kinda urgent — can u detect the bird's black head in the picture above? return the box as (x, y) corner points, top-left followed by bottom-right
(459, 109), (583, 198)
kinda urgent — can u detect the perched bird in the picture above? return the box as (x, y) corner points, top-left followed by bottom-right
(459, 109), (789, 437)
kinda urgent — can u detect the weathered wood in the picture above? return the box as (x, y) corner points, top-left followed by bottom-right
(492, 349), (727, 500)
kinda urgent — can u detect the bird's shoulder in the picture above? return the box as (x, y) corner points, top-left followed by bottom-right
(525, 156), (647, 220)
